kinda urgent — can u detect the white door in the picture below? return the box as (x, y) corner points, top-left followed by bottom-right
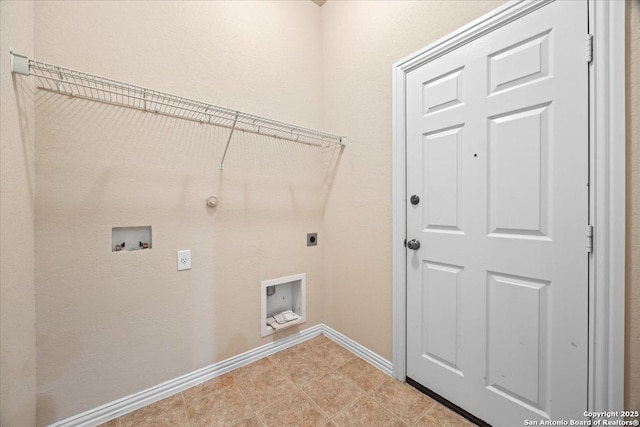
(406, 1), (589, 426)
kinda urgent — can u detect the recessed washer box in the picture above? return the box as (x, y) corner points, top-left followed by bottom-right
(261, 273), (306, 337)
(112, 226), (152, 252)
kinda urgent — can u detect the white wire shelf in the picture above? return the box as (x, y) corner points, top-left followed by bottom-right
(10, 52), (346, 169)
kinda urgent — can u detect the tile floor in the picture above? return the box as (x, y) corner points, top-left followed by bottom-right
(99, 335), (474, 427)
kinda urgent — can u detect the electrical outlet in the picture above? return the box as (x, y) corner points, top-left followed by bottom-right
(307, 233), (318, 246)
(177, 250), (191, 271)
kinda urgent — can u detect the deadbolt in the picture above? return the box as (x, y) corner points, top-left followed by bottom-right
(407, 239), (420, 250)
(410, 195), (420, 205)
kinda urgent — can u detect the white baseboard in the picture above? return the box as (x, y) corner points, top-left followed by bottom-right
(321, 326), (393, 376)
(48, 324), (392, 427)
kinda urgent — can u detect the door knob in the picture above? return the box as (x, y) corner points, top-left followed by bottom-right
(407, 239), (420, 250)
(410, 195), (420, 205)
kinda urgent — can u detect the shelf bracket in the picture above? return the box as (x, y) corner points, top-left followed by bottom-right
(10, 51), (30, 76)
(219, 113), (239, 170)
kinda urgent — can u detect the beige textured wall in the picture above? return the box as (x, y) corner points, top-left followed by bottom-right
(321, 0), (504, 361)
(23, 0), (640, 424)
(0, 1), (37, 426)
(626, 0), (640, 412)
(33, 1), (332, 424)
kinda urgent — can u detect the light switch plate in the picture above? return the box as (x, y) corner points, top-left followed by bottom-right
(177, 250), (191, 271)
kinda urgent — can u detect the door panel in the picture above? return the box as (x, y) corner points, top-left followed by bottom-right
(488, 103), (550, 237)
(488, 30), (551, 95)
(423, 126), (464, 232)
(422, 261), (463, 374)
(486, 272), (550, 410)
(406, 2), (588, 425)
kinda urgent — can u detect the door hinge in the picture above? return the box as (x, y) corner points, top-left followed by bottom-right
(586, 225), (594, 253)
(586, 34), (593, 63)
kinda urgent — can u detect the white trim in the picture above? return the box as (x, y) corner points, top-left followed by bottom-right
(391, 42), (408, 381)
(391, 0), (625, 412)
(392, 0), (552, 74)
(47, 324), (391, 427)
(322, 326), (393, 376)
(588, 0), (626, 412)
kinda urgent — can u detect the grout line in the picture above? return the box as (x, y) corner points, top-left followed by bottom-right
(411, 399), (437, 427)
(322, 362), (383, 421)
(369, 391), (411, 427)
(272, 341), (334, 423)
(253, 403), (267, 427)
(326, 371), (366, 421)
(242, 385), (266, 427)
(296, 376), (333, 422)
(368, 378), (388, 395)
(336, 360), (386, 394)
(221, 365), (265, 424)
(234, 381), (266, 426)
(233, 355), (301, 417)
(179, 392), (194, 427)
(328, 392), (364, 422)
(365, 379), (412, 426)
(233, 379), (260, 414)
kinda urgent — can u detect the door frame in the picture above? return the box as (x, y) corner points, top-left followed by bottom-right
(391, 0), (626, 412)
